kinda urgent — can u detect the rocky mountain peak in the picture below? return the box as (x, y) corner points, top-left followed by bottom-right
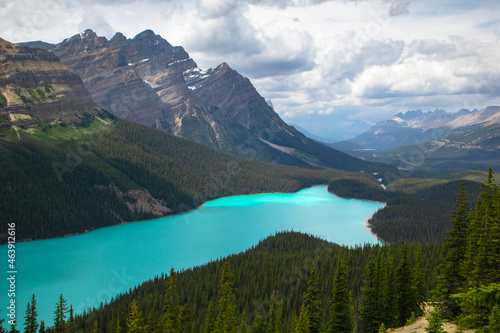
(82, 28), (96, 38)
(17, 30), (393, 174)
(131, 29), (174, 58)
(109, 32), (127, 48)
(456, 109), (472, 116)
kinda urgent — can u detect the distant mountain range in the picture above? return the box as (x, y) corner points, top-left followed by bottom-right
(289, 123), (337, 144)
(332, 106), (500, 170)
(20, 29), (392, 175)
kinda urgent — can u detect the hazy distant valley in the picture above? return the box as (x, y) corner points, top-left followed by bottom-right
(331, 106), (500, 173)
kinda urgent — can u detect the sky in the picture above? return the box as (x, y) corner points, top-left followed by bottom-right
(1, 0), (500, 141)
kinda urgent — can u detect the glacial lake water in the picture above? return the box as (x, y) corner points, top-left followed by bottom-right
(1, 185), (384, 326)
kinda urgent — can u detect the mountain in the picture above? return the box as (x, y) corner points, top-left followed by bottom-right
(340, 108), (473, 151)
(0, 37), (382, 241)
(333, 106), (500, 170)
(399, 106), (500, 170)
(289, 123), (336, 144)
(0, 37), (103, 128)
(20, 29), (394, 175)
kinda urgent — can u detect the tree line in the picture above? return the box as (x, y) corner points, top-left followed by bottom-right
(328, 177), (484, 243)
(4, 232), (444, 332)
(434, 168), (500, 332)
(5, 170), (499, 332)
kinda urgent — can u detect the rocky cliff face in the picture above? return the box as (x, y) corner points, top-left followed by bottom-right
(21, 30), (394, 175)
(0, 37), (102, 129)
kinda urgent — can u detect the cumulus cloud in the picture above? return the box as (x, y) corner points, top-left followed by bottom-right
(182, 14), (264, 56)
(321, 36), (405, 82)
(349, 36), (500, 101)
(77, 7), (115, 38)
(235, 29), (317, 77)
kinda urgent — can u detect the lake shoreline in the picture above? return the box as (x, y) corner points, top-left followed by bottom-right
(12, 184), (387, 244)
(4, 185), (387, 327)
(13, 185), (323, 244)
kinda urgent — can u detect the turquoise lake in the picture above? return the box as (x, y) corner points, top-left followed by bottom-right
(1, 185), (384, 325)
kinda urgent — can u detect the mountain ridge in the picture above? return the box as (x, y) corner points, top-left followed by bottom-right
(344, 107), (500, 151)
(332, 106), (500, 171)
(20, 29), (394, 176)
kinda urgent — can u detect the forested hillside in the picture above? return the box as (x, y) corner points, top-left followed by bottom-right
(434, 169), (500, 332)
(13, 173), (500, 333)
(0, 114), (380, 241)
(328, 177), (484, 243)
(21, 232), (445, 333)
(0, 111), (486, 243)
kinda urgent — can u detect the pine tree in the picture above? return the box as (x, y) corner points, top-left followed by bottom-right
(115, 309), (122, 333)
(160, 268), (181, 332)
(38, 321), (45, 333)
(215, 262), (238, 333)
(396, 244), (417, 326)
(425, 308), (446, 333)
(383, 250), (397, 328)
(53, 294), (68, 333)
(303, 263), (321, 333)
(452, 282), (500, 329)
(327, 255), (352, 333)
(92, 319), (100, 333)
(267, 291), (282, 333)
(465, 168), (499, 287)
(360, 252), (381, 333)
(24, 302), (32, 333)
(459, 170), (499, 328)
(252, 307), (269, 333)
(179, 304), (192, 333)
(482, 172), (500, 285)
(414, 244), (426, 316)
(146, 310), (157, 333)
(238, 309), (250, 333)
(436, 181), (470, 318)
(8, 323), (19, 333)
(378, 323), (386, 333)
(204, 301), (215, 333)
(127, 300), (144, 333)
(66, 305), (75, 333)
(29, 295), (38, 333)
(294, 305), (310, 333)
(376, 252), (387, 322)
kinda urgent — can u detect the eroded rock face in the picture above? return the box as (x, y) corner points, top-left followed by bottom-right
(0, 37), (102, 129)
(20, 30), (300, 147)
(35, 29), (199, 132)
